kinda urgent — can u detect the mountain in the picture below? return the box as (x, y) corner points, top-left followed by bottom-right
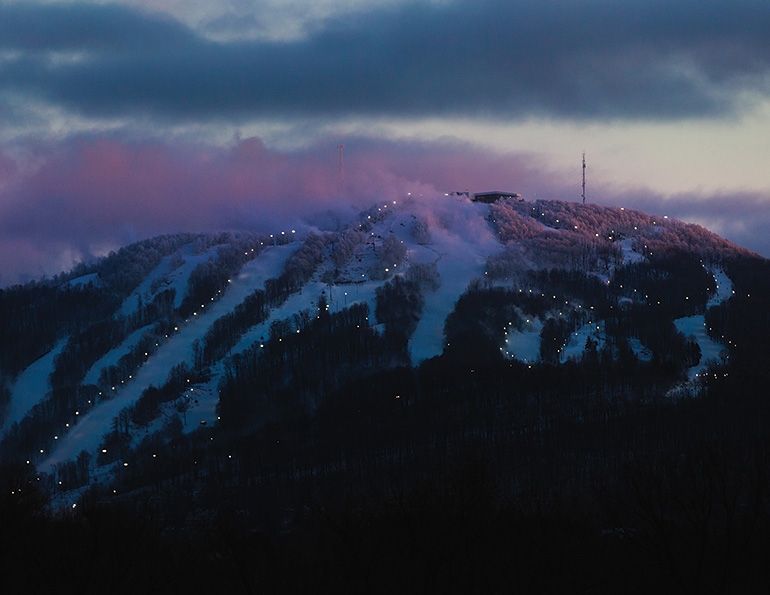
(2, 195), (770, 592)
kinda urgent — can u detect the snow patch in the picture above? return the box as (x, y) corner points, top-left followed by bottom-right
(38, 244), (301, 472)
(119, 242), (221, 317)
(617, 238), (645, 265)
(1, 340), (66, 437)
(409, 200), (504, 363)
(672, 267), (733, 388)
(674, 315), (727, 381)
(503, 317), (542, 363)
(560, 320), (608, 363)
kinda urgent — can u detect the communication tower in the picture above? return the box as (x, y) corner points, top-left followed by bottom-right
(582, 152), (586, 204)
(338, 144), (345, 195)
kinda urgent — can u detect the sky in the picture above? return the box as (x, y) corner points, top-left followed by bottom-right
(2, 0), (770, 285)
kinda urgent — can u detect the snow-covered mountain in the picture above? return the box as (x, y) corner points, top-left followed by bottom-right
(1, 194), (768, 510)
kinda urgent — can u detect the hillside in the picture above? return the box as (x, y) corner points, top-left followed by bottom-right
(1, 194), (764, 478)
(2, 195), (770, 592)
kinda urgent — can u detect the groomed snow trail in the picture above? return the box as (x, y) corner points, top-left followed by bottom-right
(1, 341), (66, 437)
(38, 244), (299, 472)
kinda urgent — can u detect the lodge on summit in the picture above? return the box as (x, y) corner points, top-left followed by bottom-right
(446, 190), (523, 203)
(473, 191), (523, 203)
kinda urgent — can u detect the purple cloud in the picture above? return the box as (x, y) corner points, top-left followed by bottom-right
(1, 133), (766, 286)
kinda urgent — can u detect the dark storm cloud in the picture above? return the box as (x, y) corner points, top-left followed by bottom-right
(0, 2), (195, 52)
(2, 0), (770, 122)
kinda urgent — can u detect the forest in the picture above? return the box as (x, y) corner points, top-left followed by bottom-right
(2, 202), (770, 593)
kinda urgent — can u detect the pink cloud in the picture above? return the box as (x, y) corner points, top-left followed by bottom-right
(1, 137), (338, 238)
(3, 133), (764, 286)
(0, 134), (607, 285)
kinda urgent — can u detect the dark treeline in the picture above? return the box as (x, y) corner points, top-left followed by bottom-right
(102, 275), (765, 520)
(127, 363), (206, 432)
(264, 232), (329, 296)
(447, 250), (712, 369)
(612, 250), (713, 316)
(199, 288), (270, 366)
(0, 233), (278, 464)
(3, 443), (770, 594)
(8, 343), (769, 593)
(0, 235), (196, 428)
(3, 219), (770, 592)
(198, 232), (330, 368)
(217, 298), (394, 431)
(177, 234), (268, 319)
(375, 275), (425, 357)
(83, 244), (770, 544)
(50, 318), (128, 393)
(0, 282), (119, 379)
(88, 234), (199, 296)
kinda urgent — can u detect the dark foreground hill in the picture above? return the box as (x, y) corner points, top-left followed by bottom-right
(2, 196), (770, 593)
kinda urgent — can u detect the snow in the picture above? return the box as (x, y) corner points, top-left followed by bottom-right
(560, 320), (608, 363)
(17, 200), (743, 480)
(83, 325), (153, 386)
(408, 201), (504, 363)
(119, 242), (221, 317)
(617, 238), (645, 264)
(1, 340), (66, 437)
(627, 337), (653, 362)
(707, 268), (734, 306)
(673, 268), (733, 383)
(37, 243), (300, 472)
(503, 317), (542, 363)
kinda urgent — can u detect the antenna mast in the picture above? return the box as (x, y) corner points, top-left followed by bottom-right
(337, 144), (345, 195)
(581, 151), (586, 204)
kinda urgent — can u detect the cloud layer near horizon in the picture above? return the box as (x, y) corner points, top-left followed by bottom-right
(0, 134), (554, 283)
(2, 0), (770, 284)
(2, 133), (769, 285)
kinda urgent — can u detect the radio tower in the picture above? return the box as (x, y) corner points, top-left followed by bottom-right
(581, 151), (586, 205)
(337, 144), (345, 195)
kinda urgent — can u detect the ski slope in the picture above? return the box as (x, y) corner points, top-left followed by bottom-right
(38, 243), (299, 472)
(1, 340), (66, 436)
(34, 198), (507, 474)
(7, 197), (745, 487)
(408, 200), (504, 363)
(674, 268), (734, 381)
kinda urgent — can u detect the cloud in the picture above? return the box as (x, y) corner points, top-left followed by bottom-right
(0, 136), (326, 235)
(0, 131), (768, 286)
(2, 0), (770, 284)
(0, 133), (555, 284)
(2, 0), (770, 123)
